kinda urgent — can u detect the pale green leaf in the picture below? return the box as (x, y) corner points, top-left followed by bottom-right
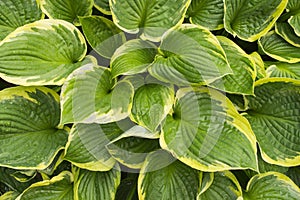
(111, 39), (157, 78)
(245, 78), (300, 166)
(110, 0), (191, 42)
(209, 36), (255, 95)
(40, 0), (93, 25)
(94, 0), (111, 14)
(276, 22), (300, 47)
(266, 62), (300, 80)
(244, 172), (300, 200)
(224, 0), (287, 41)
(187, 0), (224, 30)
(0, 86), (68, 170)
(80, 16), (126, 59)
(0, 0), (43, 40)
(160, 87), (258, 171)
(73, 165), (121, 200)
(250, 52), (267, 80)
(138, 150), (199, 200)
(148, 24), (232, 86)
(259, 31), (300, 63)
(0, 19), (87, 86)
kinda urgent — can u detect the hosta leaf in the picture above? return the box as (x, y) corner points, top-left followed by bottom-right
(209, 36), (255, 95)
(286, 167), (300, 187)
(224, 0), (287, 42)
(197, 171), (242, 200)
(187, 0), (224, 30)
(40, 0), (93, 25)
(16, 171), (73, 200)
(61, 64), (134, 124)
(80, 16), (126, 59)
(266, 62), (300, 80)
(160, 87), (258, 171)
(64, 122), (130, 171)
(244, 172), (300, 200)
(94, 0), (111, 15)
(287, 0), (300, 36)
(0, 191), (19, 200)
(148, 24), (232, 86)
(138, 150), (199, 200)
(0, 0), (43, 41)
(115, 174), (139, 200)
(73, 165), (121, 200)
(110, 0), (191, 42)
(259, 31), (300, 63)
(0, 86), (68, 170)
(276, 22), (300, 47)
(106, 126), (160, 169)
(130, 84), (174, 131)
(111, 39), (157, 78)
(245, 78), (300, 166)
(0, 19), (87, 86)
(250, 52), (267, 80)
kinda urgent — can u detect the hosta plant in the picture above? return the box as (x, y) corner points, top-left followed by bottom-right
(0, 0), (300, 199)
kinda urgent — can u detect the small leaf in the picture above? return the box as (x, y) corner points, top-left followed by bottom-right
(224, 0), (287, 41)
(187, 0), (224, 30)
(0, 191), (19, 200)
(250, 52), (267, 80)
(266, 62), (300, 80)
(244, 172), (300, 200)
(110, 0), (191, 41)
(276, 22), (300, 47)
(80, 16), (126, 59)
(40, 0), (93, 25)
(115, 174), (139, 200)
(94, 0), (111, 15)
(286, 0), (300, 36)
(138, 150), (199, 200)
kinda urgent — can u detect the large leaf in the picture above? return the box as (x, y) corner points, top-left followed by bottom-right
(94, 0), (111, 15)
(224, 0), (287, 41)
(197, 171), (242, 200)
(209, 36), (255, 95)
(73, 166), (121, 200)
(111, 39), (157, 78)
(286, 0), (300, 36)
(80, 16), (126, 59)
(186, 0), (224, 30)
(16, 171), (73, 200)
(138, 150), (199, 200)
(160, 87), (258, 171)
(40, 0), (93, 25)
(0, 0), (43, 41)
(110, 0), (191, 42)
(64, 122), (129, 171)
(60, 63), (134, 124)
(0, 86), (68, 170)
(266, 62), (300, 80)
(245, 78), (300, 166)
(276, 22), (300, 47)
(106, 126), (160, 169)
(148, 24), (232, 86)
(0, 19), (87, 86)
(130, 84), (174, 132)
(258, 31), (300, 63)
(244, 172), (300, 200)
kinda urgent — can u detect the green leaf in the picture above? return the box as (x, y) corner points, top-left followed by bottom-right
(245, 78), (300, 166)
(258, 31), (300, 63)
(138, 150), (199, 200)
(197, 171), (242, 200)
(115, 174), (139, 200)
(266, 62), (300, 80)
(244, 172), (300, 200)
(286, 0), (300, 36)
(80, 16), (126, 59)
(148, 24), (232, 86)
(187, 0), (224, 30)
(286, 167), (300, 187)
(73, 165), (121, 200)
(276, 22), (300, 47)
(110, 0), (191, 42)
(106, 126), (160, 169)
(250, 52), (267, 80)
(130, 84), (174, 131)
(0, 19), (87, 86)
(224, 0), (287, 42)
(64, 122), (129, 171)
(60, 63), (134, 124)
(16, 171), (74, 200)
(40, 0), (93, 25)
(0, 86), (68, 170)
(209, 36), (255, 95)
(0, 191), (19, 200)
(160, 87), (258, 171)
(0, 0), (43, 41)
(94, 0), (111, 15)
(111, 39), (157, 78)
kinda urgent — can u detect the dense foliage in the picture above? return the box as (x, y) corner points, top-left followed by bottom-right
(0, 0), (300, 199)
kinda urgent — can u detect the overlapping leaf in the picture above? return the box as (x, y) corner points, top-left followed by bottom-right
(0, 19), (87, 86)
(276, 22), (300, 47)
(286, 0), (300, 36)
(266, 62), (300, 80)
(94, 0), (111, 14)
